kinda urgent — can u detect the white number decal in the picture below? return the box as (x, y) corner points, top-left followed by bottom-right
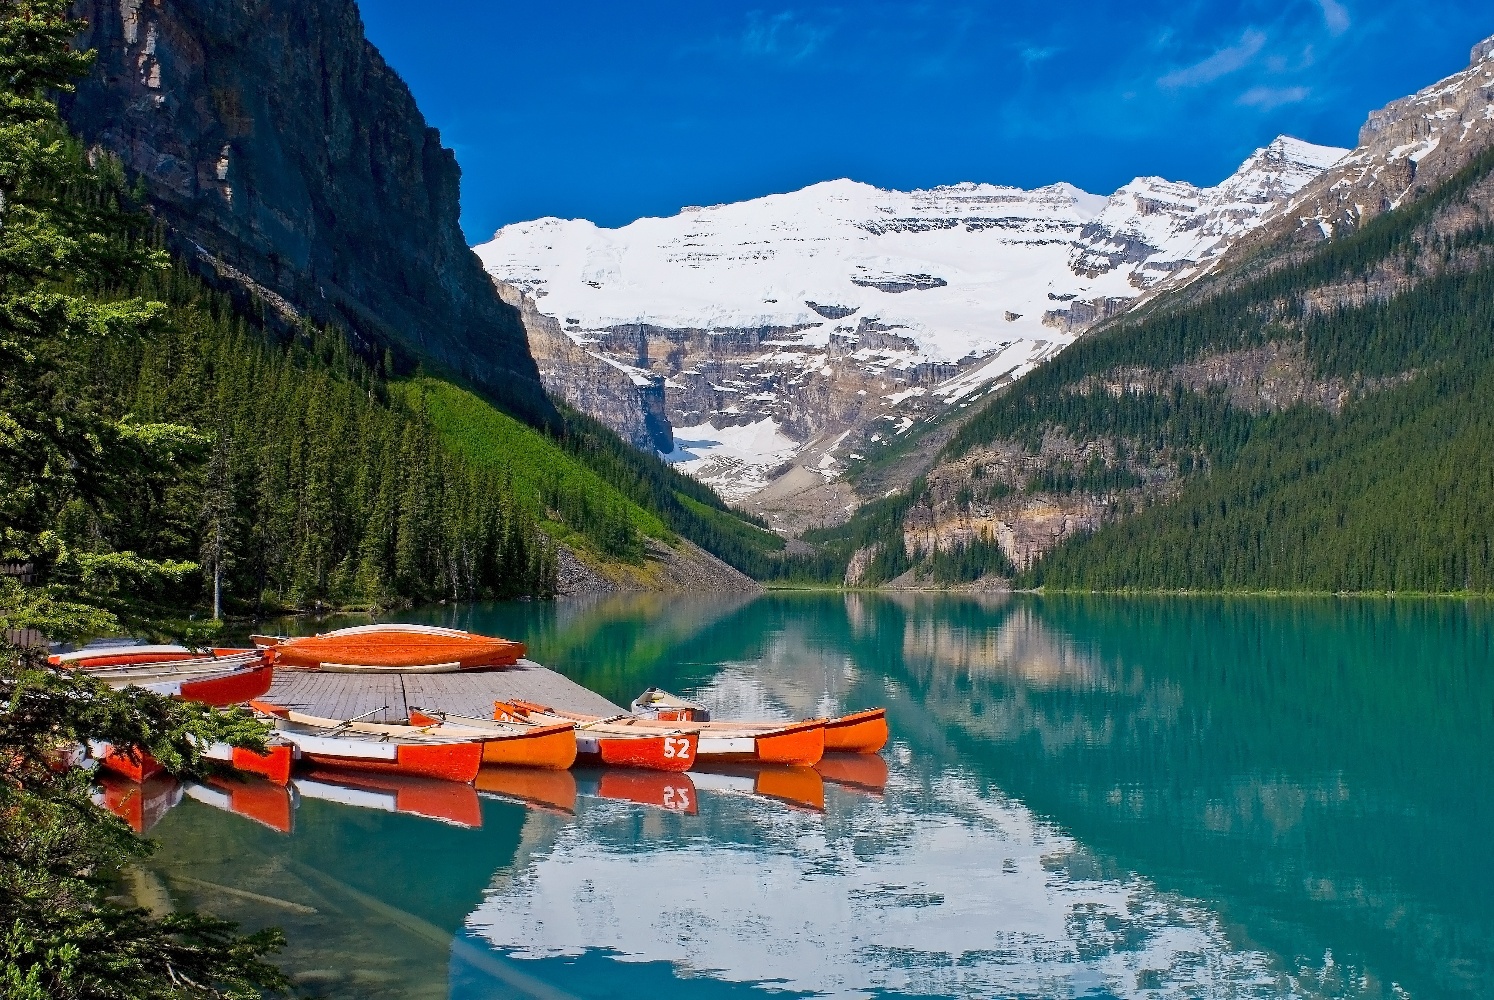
(662, 736), (693, 760)
(663, 738), (675, 759)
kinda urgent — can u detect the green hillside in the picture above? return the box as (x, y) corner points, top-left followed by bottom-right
(802, 141), (1494, 593)
(400, 377), (671, 561)
(985, 148), (1494, 593)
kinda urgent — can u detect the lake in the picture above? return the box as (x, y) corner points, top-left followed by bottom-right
(129, 593), (1493, 998)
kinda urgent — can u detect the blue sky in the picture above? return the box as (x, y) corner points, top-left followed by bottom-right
(353, 1), (1491, 242)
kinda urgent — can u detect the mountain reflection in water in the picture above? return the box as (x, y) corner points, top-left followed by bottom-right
(142, 594), (1491, 999)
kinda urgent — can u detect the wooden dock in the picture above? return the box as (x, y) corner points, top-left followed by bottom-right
(262, 659), (623, 723)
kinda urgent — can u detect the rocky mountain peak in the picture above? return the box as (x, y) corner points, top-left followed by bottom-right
(481, 138), (1343, 510)
(1471, 34), (1494, 66)
(1242, 31), (1494, 247)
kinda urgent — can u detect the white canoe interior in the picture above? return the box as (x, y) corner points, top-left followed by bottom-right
(264, 713), (479, 761)
(54, 644), (196, 664)
(316, 661), (464, 674)
(519, 709), (694, 740)
(527, 707), (797, 748)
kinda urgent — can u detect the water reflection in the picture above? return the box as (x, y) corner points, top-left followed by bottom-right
(146, 594), (1492, 998)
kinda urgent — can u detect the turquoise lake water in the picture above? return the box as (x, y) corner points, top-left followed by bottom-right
(134, 593), (1493, 998)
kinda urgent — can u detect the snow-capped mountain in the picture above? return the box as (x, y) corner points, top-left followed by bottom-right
(476, 137), (1345, 511)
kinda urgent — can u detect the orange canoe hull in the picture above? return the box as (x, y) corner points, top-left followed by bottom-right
(481, 724), (578, 770)
(271, 634), (524, 671)
(592, 732), (698, 773)
(823, 709), (889, 754)
(98, 747), (165, 784)
(695, 719), (826, 767)
(226, 744), (295, 786)
(178, 662), (275, 707)
(299, 740), (483, 783)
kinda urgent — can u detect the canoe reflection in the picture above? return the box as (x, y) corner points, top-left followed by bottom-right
(94, 773), (183, 833)
(95, 773), (296, 834)
(475, 765), (578, 814)
(294, 769), (483, 828)
(690, 763), (825, 812)
(814, 752), (889, 795)
(583, 768), (699, 815)
(184, 776), (297, 834)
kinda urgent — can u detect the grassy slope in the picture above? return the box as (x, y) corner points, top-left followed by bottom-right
(406, 377), (790, 584)
(399, 377), (670, 556)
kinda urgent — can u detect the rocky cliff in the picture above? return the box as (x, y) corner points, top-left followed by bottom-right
(494, 280), (673, 453)
(65, 0), (553, 423)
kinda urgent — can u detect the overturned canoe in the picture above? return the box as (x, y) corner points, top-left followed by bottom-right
(53, 644), (206, 669)
(506, 699), (823, 768)
(256, 624), (524, 672)
(491, 703), (699, 773)
(252, 703), (483, 783)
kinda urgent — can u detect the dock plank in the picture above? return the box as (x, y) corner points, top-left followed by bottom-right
(263, 660), (621, 723)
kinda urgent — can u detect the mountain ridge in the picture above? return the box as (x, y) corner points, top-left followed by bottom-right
(478, 135), (1346, 513)
(807, 31), (1494, 593)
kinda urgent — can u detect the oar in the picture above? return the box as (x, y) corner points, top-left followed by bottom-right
(327, 705), (389, 736)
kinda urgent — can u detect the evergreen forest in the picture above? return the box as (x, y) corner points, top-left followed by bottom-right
(811, 141), (1494, 593)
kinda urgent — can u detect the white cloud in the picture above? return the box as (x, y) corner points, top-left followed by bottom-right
(1315, 0), (1351, 36)
(1158, 29), (1268, 89)
(1238, 85), (1312, 109)
(741, 11), (832, 63)
(1020, 45), (1059, 65)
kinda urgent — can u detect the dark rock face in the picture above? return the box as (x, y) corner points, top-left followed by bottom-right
(495, 280), (674, 453)
(65, 0), (553, 423)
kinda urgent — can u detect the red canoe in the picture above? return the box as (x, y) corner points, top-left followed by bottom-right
(90, 736), (295, 785)
(255, 624), (525, 672)
(494, 702), (699, 773)
(253, 703), (484, 783)
(52, 646), (275, 707)
(511, 699), (826, 768)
